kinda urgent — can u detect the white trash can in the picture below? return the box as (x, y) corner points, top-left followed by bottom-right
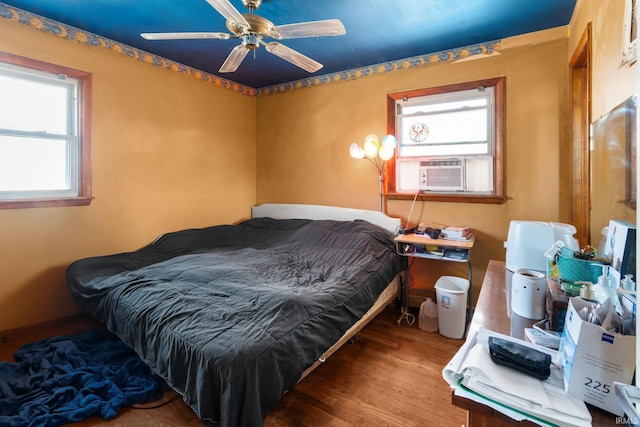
(434, 276), (469, 339)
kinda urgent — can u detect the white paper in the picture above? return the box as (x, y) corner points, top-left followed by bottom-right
(442, 327), (592, 427)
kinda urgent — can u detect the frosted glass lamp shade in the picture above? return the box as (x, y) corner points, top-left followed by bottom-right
(379, 145), (394, 161)
(363, 134), (379, 158)
(349, 142), (365, 159)
(382, 134), (397, 149)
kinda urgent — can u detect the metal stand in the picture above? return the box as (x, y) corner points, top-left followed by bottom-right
(396, 270), (415, 325)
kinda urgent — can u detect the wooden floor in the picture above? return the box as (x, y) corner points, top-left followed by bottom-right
(0, 307), (468, 426)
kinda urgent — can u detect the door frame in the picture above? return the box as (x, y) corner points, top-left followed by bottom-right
(570, 23), (592, 246)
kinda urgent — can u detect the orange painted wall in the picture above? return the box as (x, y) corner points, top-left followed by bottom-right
(0, 19), (257, 331)
(256, 35), (570, 302)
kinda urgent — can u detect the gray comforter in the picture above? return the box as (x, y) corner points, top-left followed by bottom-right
(67, 218), (406, 426)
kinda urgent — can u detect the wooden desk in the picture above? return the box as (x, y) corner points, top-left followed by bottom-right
(453, 260), (618, 426)
(394, 233), (475, 325)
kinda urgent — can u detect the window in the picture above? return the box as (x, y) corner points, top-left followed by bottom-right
(386, 77), (505, 203)
(0, 52), (92, 209)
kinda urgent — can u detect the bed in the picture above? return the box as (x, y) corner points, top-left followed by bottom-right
(66, 203), (407, 427)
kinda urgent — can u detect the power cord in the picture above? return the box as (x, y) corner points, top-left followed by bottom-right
(132, 389), (181, 410)
(400, 307), (416, 326)
(403, 188), (421, 232)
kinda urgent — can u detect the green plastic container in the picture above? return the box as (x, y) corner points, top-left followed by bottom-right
(557, 247), (607, 284)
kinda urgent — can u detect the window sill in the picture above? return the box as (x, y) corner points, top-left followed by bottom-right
(387, 192), (506, 204)
(0, 196), (94, 210)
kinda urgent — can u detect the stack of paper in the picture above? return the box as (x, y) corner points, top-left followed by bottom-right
(441, 226), (472, 240)
(443, 328), (592, 427)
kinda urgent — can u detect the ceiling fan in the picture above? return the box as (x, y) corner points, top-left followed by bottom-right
(141, 0), (346, 73)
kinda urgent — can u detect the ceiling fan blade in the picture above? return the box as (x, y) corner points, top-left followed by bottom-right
(264, 42), (323, 73)
(219, 45), (250, 73)
(205, 0), (250, 30)
(141, 32), (231, 40)
(274, 19), (346, 39)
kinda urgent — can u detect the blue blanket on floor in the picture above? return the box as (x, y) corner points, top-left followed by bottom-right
(0, 329), (164, 427)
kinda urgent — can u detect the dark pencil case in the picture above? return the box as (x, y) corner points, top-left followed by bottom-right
(488, 336), (552, 380)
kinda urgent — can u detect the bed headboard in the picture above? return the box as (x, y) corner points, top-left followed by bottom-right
(251, 203), (401, 234)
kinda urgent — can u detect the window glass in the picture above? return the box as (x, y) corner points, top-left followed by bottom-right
(0, 73), (70, 134)
(397, 87), (492, 158)
(0, 136), (68, 191)
(399, 109), (489, 157)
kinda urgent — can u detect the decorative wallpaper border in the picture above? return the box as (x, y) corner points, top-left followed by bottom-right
(0, 2), (500, 97)
(256, 42), (500, 95)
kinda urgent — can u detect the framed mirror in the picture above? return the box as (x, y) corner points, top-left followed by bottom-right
(590, 94), (637, 246)
(622, 0), (637, 66)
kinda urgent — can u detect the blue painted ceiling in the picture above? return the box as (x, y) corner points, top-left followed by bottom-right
(0, 0), (577, 89)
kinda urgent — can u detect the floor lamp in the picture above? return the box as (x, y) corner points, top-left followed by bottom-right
(349, 134), (397, 212)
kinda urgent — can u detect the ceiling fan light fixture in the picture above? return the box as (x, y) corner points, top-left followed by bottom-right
(241, 34), (261, 50)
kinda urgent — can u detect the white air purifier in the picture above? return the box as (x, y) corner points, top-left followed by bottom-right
(504, 220), (579, 273)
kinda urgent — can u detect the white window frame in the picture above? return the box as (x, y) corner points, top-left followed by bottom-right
(0, 52), (92, 209)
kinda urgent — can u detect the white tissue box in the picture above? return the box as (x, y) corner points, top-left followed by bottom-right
(559, 297), (636, 416)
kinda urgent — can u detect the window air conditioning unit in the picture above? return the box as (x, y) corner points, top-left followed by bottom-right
(419, 158), (464, 191)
